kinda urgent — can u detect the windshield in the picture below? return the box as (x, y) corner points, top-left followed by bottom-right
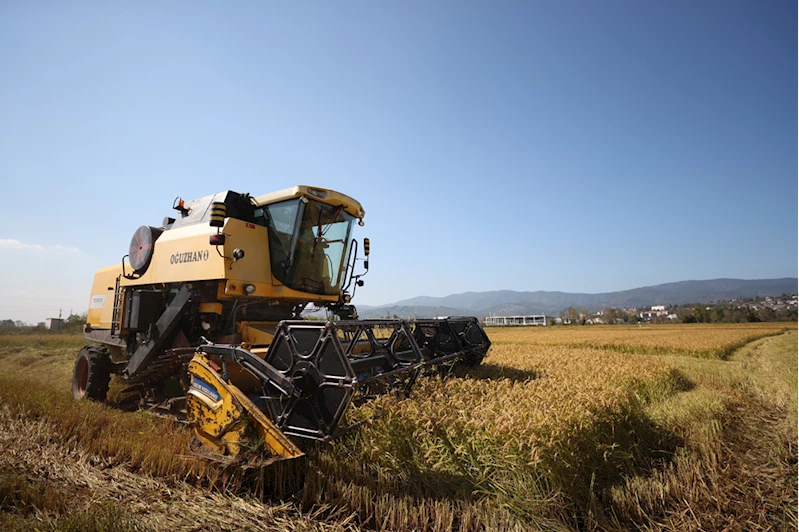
(266, 198), (355, 296)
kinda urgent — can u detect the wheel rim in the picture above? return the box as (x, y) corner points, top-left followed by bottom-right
(75, 357), (89, 398)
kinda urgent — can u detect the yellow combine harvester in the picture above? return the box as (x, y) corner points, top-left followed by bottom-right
(73, 186), (490, 464)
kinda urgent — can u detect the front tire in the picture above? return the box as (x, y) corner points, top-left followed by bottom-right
(72, 345), (111, 401)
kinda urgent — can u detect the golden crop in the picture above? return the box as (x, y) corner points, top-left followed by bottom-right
(328, 335), (682, 526)
(2, 323), (795, 531)
(488, 322), (790, 358)
(320, 323), (793, 527)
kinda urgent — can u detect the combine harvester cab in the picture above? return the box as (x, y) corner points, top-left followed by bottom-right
(74, 186), (491, 466)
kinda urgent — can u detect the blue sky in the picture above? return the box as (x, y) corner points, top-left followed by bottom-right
(0, 1), (796, 322)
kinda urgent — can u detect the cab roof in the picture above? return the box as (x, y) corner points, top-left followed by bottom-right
(253, 186), (365, 220)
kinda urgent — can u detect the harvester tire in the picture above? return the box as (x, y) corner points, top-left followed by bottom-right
(72, 345), (111, 401)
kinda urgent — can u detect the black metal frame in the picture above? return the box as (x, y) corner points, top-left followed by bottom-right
(198, 317), (491, 442)
(124, 285), (194, 382)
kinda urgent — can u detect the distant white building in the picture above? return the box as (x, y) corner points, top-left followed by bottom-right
(639, 306), (670, 321)
(484, 315), (547, 326)
(45, 318), (63, 330)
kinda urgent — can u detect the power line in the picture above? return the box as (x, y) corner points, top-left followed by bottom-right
(0, 309), (62, 313)
(0, 297), (83, 300)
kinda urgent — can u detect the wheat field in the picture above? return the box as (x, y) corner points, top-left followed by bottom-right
(491, 322), (788, 358)
(0, 323), (795, 531)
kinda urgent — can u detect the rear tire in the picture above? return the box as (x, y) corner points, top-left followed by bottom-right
(72, 345), (111, 401)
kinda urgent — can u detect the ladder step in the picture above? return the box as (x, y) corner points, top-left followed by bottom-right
(111, 275), (124, 337)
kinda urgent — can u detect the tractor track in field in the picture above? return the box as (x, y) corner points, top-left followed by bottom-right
(643, 332), (798, 532)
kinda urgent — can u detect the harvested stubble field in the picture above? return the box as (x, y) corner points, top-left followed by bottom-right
(0, 323), (795, 531)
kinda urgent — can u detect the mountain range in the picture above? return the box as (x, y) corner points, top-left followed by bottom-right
(356, 278), (798, 319)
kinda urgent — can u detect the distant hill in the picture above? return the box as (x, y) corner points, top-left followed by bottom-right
(356, 278), (798, 319)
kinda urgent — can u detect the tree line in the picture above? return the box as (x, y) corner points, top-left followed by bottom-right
(556, 297), (797, 325)
(0, 312), (88, 334)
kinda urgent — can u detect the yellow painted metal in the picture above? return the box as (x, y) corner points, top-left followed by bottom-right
(85, 185), (360, 332)
(221, 219), (271, 283)
(239, 321), (278, 345)
(120, 222), (227, 287)
(253, 185), (365, 220)
(199, 302), (223, 314)
(87, 265), (122, 329)
(223, 278), (339, 303)
(186, 353), (303, 460)
(119, 217), (336, 301)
